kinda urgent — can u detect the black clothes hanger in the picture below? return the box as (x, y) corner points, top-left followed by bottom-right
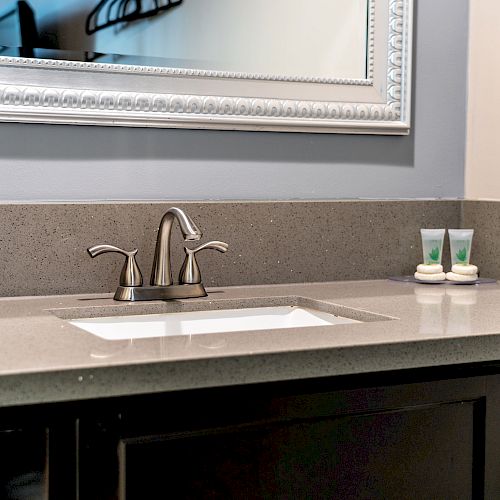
(0, 1), (39, 57)
(17, 0), (38, 56)
(85, 0), (183, 35)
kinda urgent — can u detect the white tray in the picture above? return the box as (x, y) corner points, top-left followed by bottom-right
(389, 276), (497, 285)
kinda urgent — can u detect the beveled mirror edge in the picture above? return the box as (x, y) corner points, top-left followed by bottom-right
(0, 0), (412, 134)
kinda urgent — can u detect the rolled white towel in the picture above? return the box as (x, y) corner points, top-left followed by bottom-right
(414, 271), (446, 281)
(446, 271), (478, 282)
(451, 264), (478, 275)
(416, 264), (444, 274)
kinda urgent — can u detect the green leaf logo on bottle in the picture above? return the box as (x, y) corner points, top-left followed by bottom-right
(428, 247), (440, 263)
(456, 247), (467, 262)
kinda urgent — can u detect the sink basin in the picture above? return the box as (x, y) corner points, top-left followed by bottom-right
(70, 306), (361, 340)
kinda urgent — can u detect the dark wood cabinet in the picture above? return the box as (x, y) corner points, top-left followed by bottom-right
(0, 425), (48, 500)
(1, 366), (500, 499)
(109, 402), (477, 500)
(0, 411), (77, 500)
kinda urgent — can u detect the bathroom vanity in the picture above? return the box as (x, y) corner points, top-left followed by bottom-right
(0, 279), (499, 499)
(4, 363), (496, 499)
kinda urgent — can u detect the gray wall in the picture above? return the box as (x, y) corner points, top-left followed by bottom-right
(0, 0), (468, 202)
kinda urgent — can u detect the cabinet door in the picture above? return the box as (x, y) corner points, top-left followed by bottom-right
(0, 412), (77, 500)
(78, 378), (487, 500)
(118, 402), (477, 500)
(0, 426), (48, 500)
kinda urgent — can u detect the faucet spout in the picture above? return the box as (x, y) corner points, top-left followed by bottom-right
(150, 207), (202, 286)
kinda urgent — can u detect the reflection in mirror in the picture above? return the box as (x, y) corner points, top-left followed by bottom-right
(0, 0), (368, 79)
(0, 0), (412, 134)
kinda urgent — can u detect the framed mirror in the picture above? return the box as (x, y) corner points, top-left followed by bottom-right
(0, 0), (413, 134)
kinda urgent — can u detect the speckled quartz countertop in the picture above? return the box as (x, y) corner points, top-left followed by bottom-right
(2, 279), (500, 408)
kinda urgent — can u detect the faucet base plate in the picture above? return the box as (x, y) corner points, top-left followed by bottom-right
(113, 283), (207, 301)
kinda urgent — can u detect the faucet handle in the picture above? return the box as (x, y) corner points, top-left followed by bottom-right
(87, 244), (143, 287)
(189, 241), (229, 254)
(179, 241), (228, 285)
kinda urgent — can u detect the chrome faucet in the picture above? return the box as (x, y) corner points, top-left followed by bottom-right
(88, 207), (228, 301)
(150, 207), (202, 286)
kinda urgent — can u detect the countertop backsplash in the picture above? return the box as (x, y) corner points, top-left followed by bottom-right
(0, 200), (463, 297)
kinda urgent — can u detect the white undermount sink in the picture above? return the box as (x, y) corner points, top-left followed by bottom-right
(70, 306), (361, 341)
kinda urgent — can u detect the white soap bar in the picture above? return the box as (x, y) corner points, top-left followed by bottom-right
(446, 271), (478, 282)
(451, 264), (478, 275)
(414, 271), (446, 281)
(416, 264), (444, 274)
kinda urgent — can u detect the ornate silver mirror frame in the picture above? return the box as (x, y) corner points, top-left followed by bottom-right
(0, 0), (412, 134)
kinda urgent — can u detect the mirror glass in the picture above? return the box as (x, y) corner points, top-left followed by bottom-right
(0, 0), (368, 80)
